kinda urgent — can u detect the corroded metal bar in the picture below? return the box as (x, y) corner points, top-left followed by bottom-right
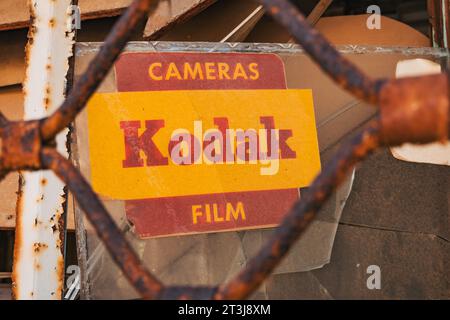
(40, 148), (164, 300)
(379, 72), (450, 146)
(214, 119), (382, 300)
(40, 0), (153, 142)
(259, 0), (385, 105)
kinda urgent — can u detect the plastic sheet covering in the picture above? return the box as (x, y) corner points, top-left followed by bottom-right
(69, 42), (448, 299)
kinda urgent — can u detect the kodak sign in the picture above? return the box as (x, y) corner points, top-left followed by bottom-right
(85, 52), (321, 238)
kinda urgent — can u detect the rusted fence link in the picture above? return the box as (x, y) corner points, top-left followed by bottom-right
(215, 119), (382, 300)
(40, 0), (153, 142)
(259, 0), (385, 105)
(40, 148), (164, 300)
(379, 73), (450, 145)
(0, 0), (448, 300)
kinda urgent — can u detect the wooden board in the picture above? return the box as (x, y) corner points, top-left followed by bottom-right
(156, 0), (262, 42)
(0, 0), (216, 87)
(0, 29), (27, 88)
(0, 0), (215, 38)
(0, 284), (12, 300)
(0, 86), (23, 230)
(0, 0), (133, 31)
(143, 0), (216, 39)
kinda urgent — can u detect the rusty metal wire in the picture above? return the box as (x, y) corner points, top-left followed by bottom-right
(260, 0), (386, 105)
(214, 119), (382, 300)
(0, 0), (448, 300)
(40, 0), (154, 142)
(40, 148), (164, 299)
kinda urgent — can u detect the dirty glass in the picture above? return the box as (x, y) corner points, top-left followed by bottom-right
(68, 42), (448, 299)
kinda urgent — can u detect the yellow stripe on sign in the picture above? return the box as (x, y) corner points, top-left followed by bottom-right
(86, 89), (321, 200)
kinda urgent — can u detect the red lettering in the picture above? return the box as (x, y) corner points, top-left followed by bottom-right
(260, 116), (296, 159)
(120, 120), (168, 168)
(214, 117), (233, 162)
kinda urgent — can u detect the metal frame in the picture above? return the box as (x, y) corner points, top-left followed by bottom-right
(2, 0), (448, 299)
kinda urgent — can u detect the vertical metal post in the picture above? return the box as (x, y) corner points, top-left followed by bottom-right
(428, 0), (450, 47)
(12, 0), (76, 300)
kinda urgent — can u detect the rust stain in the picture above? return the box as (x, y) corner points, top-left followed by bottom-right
(57, 205), (66, 255)
(24, 1), (37, 69)
(11, 176), (24, 300)
(33, 242), (49, 253)
(55, 238), (62, 250)
(55, 255), (65, 299)
(44, 97), (51, 111)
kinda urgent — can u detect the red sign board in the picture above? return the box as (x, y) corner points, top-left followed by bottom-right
(116, 52), (287, 91)
(114, 52), (302, 238)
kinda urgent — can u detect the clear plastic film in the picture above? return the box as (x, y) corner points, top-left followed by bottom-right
(68, 42), (448, 299)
